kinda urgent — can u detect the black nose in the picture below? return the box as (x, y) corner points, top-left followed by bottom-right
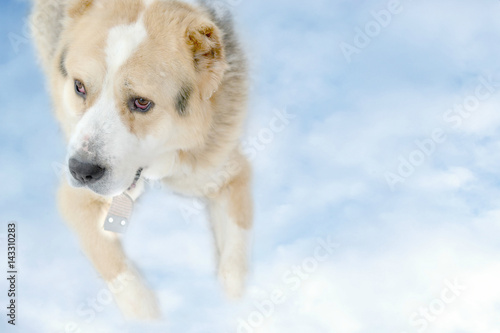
(69, 158), (105, 184)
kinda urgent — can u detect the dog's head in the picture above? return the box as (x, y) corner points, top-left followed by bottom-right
(56, 0), (227, 196)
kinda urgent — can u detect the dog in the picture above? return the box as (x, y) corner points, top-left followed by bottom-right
(30, 0), (252, 319)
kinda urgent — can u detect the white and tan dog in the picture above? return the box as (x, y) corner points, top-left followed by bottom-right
(31, 0), (252, 319)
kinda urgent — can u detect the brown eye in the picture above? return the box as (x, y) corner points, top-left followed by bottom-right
(134, 98), (152, 112)
(74, 80), (86, 97)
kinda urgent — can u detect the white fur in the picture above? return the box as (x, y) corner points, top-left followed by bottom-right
(107, 268), (160, 319)
(209, 196), (249, 298)
(106, 20), (147, 76)
(218, 225), (248, 298)
(143, 0), (157, 7)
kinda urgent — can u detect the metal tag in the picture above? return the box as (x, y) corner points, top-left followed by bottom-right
(103, 193), (134, 233)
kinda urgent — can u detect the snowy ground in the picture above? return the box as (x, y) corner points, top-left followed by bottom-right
(2, 0), (500, 332)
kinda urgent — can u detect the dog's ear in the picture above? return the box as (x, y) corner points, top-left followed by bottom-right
(68, 0), (94, 18)
(186, 22), (228, 100)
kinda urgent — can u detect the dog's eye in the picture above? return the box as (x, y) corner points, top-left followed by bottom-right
(134, 98), (152, 112)
(74, 80), (86, 97)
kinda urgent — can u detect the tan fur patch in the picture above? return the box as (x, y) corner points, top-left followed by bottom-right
(226, 154), (253, 229)
(68, 0), (94, 18)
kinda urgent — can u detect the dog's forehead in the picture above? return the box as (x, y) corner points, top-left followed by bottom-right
(66, 0), (200, 78)
(105, 18), (148, 77)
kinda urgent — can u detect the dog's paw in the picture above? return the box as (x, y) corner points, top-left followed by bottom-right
(218, 255), (247, 299)
(107, 270), (161, 320)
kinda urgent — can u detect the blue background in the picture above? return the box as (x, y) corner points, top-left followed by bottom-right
(1, 0), (500, 332)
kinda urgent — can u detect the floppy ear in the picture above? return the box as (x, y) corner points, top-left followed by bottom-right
(186, 22), (228, 100)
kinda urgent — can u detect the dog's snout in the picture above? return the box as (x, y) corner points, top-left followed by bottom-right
(69, 158), (105, 184)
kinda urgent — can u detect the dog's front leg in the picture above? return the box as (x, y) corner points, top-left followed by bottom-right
(58, 180), (160, 320)
(208, 156), (253, 298)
